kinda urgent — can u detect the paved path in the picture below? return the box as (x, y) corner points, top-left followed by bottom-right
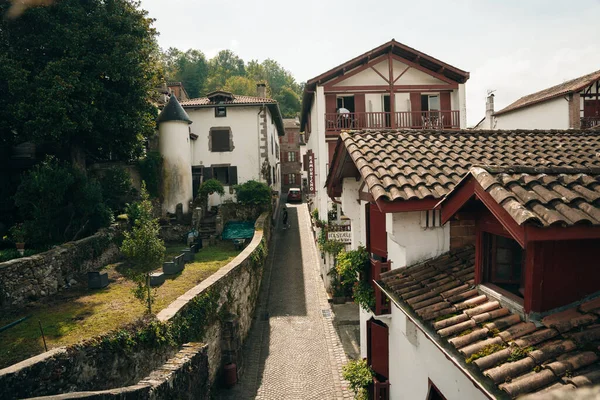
(218, 203), (350, 400)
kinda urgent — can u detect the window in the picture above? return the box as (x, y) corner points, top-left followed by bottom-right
(203, 165), (238, 185)
(427, 380), (446, 400)
(275, 143), (279, 160)
(288, 151), (297, 162)
(483, 233), (524, 298)
(288, 173), (296, 184)
(420, 210), (442, 229)
(215, 106), (226, 117)
(192, 166), (203, 199)
(209, 127), (233, 152)
(421, 94), (440, 112)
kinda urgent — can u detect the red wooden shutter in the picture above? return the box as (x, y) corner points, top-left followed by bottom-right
(328, 141), (337, 165)
(410, 92), (421, 128)
(367, 319), (389, 379)
(440, 92), (451, 128)
(369, 203), (387, 257)
(325, 94), (337, 115)
(355, 93), (366, 128)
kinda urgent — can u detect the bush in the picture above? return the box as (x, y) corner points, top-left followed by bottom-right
(13, 157), (112, 246)
(99, 166), (135, 214)
(337, 246), (370, 284)
(199, 179), (225, 199)
(342, 359), (374, 400)
(137, 151), (162, 198)
(234, 180), (271, 206)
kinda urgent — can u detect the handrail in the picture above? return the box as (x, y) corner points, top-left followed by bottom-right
(325, 110), (460, 131)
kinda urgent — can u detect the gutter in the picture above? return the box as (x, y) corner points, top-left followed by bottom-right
(374, 281), (506, 400)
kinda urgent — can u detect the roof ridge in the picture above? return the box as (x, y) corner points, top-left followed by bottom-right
(475, 165), (600, 175)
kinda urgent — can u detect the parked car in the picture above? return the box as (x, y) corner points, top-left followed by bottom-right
(287, 188), (302, 203)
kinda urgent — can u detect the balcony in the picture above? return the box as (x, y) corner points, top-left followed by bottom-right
(581, 116), (600, 129)
(371, 376), (390, 400)
(370, 258), (391, 315)
(325, 111), (460, 133)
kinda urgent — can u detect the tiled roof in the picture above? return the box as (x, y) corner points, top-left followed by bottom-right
(379, 247), (600, 399)
(494, 70), (600, 116)
(459, 166), (600, 227)
(338, 130), (600, 202)
(180, 95), (276, 107)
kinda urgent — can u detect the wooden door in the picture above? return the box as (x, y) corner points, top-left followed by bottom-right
(367, 318), (389, 379)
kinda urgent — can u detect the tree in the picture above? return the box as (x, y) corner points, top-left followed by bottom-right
(0, 0), (161, 168)
(163, 48), (208, 98)
(223, 76), (256, 96)
(121, 183), (165, 314)
(204, 50), (245, 93)
(234, 180), (271, 206)
(275, 86), (302, 118)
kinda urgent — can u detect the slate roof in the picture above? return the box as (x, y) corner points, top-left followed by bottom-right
(453, 166), (600, 227)
(180, 94), (276, 107)
(336, 130), (600, 203)
(379, 247), (600, 399)
(494, 70), (600, 116)
(156, 95), (192, 124)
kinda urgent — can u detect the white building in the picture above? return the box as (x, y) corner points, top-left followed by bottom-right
(326, 129), (600, 399)
(299, 39), (470, 220)
(156, 85), (284, 215)
(476, 69), (600, 130)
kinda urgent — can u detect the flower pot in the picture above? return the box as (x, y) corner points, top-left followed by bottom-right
(15, 242), (25, 256)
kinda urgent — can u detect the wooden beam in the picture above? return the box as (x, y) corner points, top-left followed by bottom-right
(393, 66), (410, 84)
(370, 65), (389, 84)
(375, 198), (439, 213)
(323, 54), (388, 89)
(324, 84), (458, 93)
(390, 53), (455, 85)
(359, 191), (375, 203)
(440, 179), (476, 224)
(388, 52), (396, 128)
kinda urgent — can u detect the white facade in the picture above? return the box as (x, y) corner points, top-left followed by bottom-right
(493, 96), (569, 130)
(186, 106), (281, 207)
(158, 119), (193, 214)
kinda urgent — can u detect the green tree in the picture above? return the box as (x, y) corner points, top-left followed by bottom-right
(0, 0), (161, 168)
(234, 180), (271, 206)
(121, 183), (165, 314)
(223, 76), (257, 96)
(204, 49), (246, 93)
(163, 48), (208, 98)
(275, 86), (302, 118)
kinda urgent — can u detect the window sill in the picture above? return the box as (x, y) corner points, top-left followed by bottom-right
(478, 284), (525, 320)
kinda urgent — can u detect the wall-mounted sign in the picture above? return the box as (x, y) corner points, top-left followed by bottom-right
(308, 151), (315, 194)
(327, 230), (352, 243)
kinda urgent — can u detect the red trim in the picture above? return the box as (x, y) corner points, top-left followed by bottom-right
(474, 184), (526, 247)
(440, 179), (476, 224)
(390, 53), (456, 85)
(523, 241), (543, 313)
(525, 225), (600, 241)
(370, 65), (390, 84)
(393, 65), (411, 84)
(323, 54), (388, 88)
(324, 84), (458, 93)
(375, 197), (438, 213)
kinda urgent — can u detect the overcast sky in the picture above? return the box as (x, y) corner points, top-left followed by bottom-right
(140, 0), (600, 126)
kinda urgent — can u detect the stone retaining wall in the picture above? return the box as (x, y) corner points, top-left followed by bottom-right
(0, 212), (271, 399)
(0, 226), (121, 309)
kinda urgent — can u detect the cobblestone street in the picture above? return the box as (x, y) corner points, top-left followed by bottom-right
(218, 203), (350, 400)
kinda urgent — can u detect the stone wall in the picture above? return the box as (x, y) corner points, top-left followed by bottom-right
(28, 343), (209, 400)
(219, 202), (266, 226)
(0, 226), (121, 309)
(0, 212), (271, 399)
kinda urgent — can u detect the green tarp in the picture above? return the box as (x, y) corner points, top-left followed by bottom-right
(222, 221), (255, 240)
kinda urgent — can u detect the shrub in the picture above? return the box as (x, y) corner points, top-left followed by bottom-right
(337, 246), (370, 284)
(353, 280), (376, 312)
(311, 208), (319, 221)
(342, 359), (374, 400)
(14, 157), (112, 246)
(137, 151), (162, 198)
(99, 166), (135, 214)
(199, 179), (225, 198)
(234, 180), (271, 206)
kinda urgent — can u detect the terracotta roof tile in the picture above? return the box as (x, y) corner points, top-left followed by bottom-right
(180, 94), (276, 107)
(494, 69), (600, 116)
(337, 130), (600, 203)
(379, 247), (600, 399)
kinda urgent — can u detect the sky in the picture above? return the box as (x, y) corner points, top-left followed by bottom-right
(140, 0), (600, 126)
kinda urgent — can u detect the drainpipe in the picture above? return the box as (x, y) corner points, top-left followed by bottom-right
(257, 104), (266, 182)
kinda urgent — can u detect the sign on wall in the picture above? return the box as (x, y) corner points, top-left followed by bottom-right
(327, 230), (352, 243)
(308, 151), (316, 194)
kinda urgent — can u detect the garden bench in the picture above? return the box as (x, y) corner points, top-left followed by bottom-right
(87, 271), (109, 289)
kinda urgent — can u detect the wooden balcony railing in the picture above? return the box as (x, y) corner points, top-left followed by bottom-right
(581, 116), (600, 129)
(370, 258), (391, 315)
(325, 111), (460, 132)
(372, 377), (390, 400)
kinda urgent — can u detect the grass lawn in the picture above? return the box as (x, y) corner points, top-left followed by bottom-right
(0, 241), (240, 369)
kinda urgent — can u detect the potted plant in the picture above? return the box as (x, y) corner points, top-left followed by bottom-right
(10, 223), (26, 255)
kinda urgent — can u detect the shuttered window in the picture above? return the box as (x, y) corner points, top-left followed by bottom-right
(210, 127), (233, 152)
(203, 165), (238, 185)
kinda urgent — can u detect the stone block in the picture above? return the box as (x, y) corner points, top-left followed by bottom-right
(87, 271), (109, 289)
(150, 272), (165, 286)
(163, 261), (180, 275)
(174, 254), (185, 269)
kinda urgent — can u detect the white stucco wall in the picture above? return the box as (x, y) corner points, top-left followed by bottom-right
(494, 96), (569, 130)
(387, 307), (489, 400)
(158, 120), (193, 215)
(307, 85), (329, 217)
(386, 211), (450, 269)
(186, 105), (281, 206)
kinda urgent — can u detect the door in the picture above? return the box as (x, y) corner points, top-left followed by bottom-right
(383, 95), (391, 128)
(367, 318), (389, 380)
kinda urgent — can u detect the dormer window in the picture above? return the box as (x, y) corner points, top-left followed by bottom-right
(482, 233), (524, 300)
(215, 106), (226, 118)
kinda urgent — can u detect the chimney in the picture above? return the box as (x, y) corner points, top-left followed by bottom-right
(485, 93), (495, 129)
(257, 83), (267, 99)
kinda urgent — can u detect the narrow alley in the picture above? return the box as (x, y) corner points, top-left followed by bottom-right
(218, 204), (351, 400)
